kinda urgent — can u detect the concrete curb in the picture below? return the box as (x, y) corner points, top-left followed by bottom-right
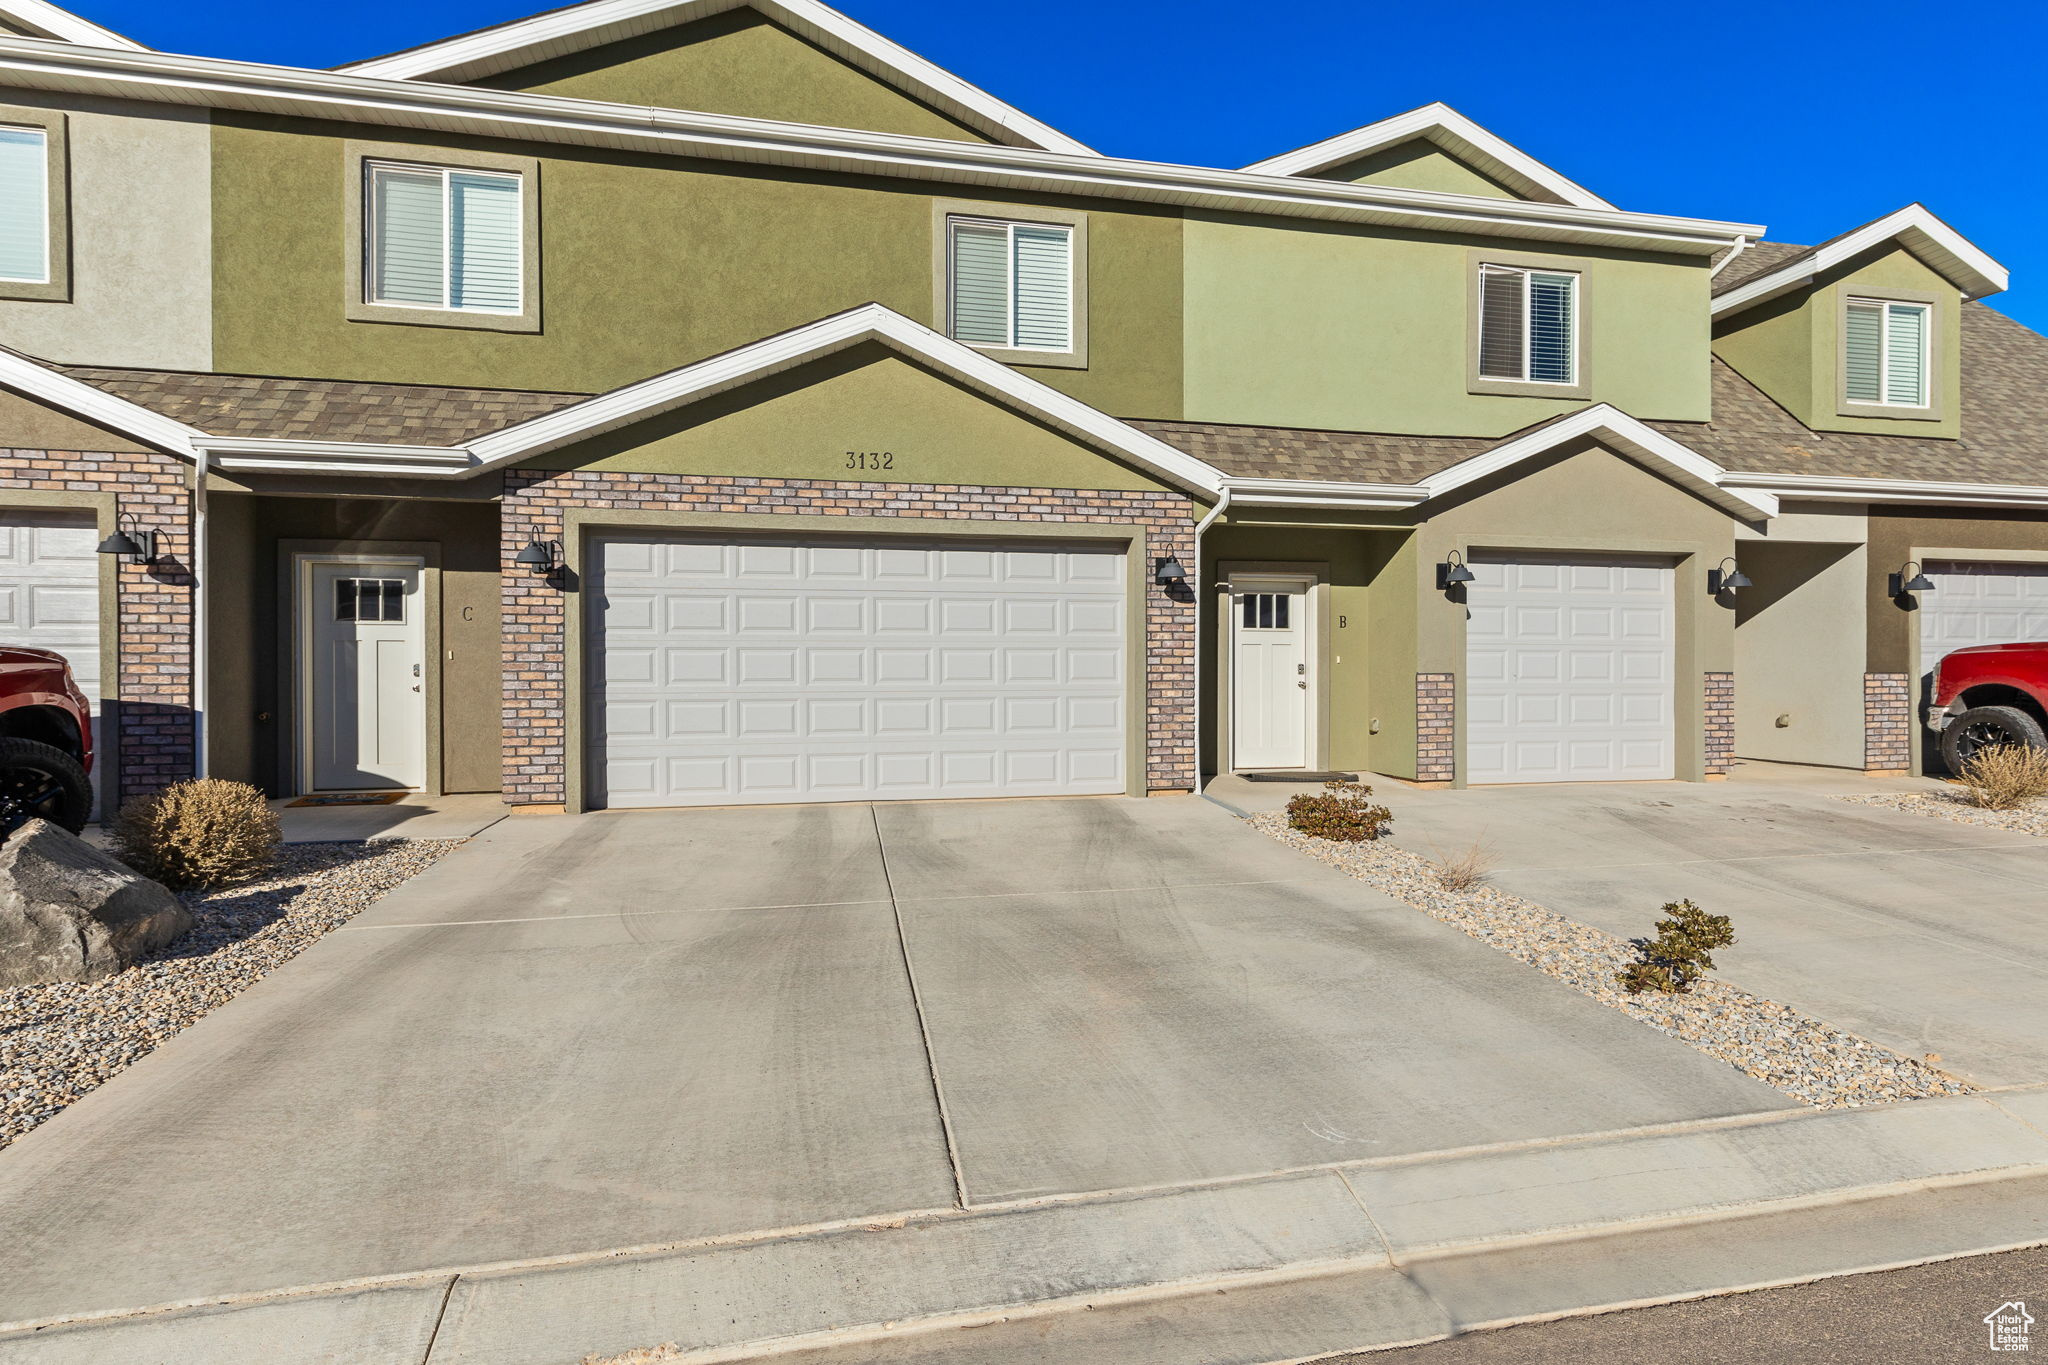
(8, 1090), (2048, 1363)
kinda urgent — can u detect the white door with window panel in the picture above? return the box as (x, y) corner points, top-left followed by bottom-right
(0, 511), (100, 801)
(302, 559), (426, 792)
(1467, 556), (1675, 783)
(589, 535), (1126, 808)
(1918, 561), (2048, 687)
(1230, 579), (1310, 770)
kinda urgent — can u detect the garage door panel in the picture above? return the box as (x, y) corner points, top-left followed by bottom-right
(591, 534), (1127, 807)
(1921, 563), (2048, 681)
(1468, 554), (1674, 784)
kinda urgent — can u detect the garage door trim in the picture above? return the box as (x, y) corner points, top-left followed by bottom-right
(559, 510), (1161, 813)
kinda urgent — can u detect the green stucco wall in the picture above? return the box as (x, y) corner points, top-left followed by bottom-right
(207, 114), (1184, 418)
(206, 494), (503, 796)
(1307, 139), (1521, 199)
(475, 8), (991, 144)
(1713, 243), (1961, 438)
(1731, 537), (1867, 769)
(1181, 213), (1712, 436)
(521, 343), (1174, 491)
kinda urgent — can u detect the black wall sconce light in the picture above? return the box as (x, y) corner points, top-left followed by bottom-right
(1154, 555), (1188, 587)
(513, 540), (561, 576)
(1707, 557), (1753, 595)
(1435, 550), (1476, 591)
(1889, 561), (1936, 598)
(95, 517), (158, 566)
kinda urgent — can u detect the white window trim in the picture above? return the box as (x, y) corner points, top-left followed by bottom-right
(946, 215), (1073, 353)
(363, 159), (524, 316)
(1478, 263), (1580, 386)
(0, 103), (67, 303)
(1467, 250), (1590, 400)
(1844, 295), (1931, 409)
(931, 199), (1088, 371)
(343, 140), (540, 335)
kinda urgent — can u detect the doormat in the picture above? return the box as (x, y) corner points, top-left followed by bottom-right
(286, 792), (409, 807)
(1238, 771), (1360, 783)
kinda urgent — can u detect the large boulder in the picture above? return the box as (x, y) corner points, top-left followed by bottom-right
(0, 818), (192, 987)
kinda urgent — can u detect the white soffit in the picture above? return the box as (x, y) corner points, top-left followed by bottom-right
(1712, 204), (2009, 319)
(0, 0), (143, 48)
(335, 0), (1095, 155)
(1240, 102), (1614, 211)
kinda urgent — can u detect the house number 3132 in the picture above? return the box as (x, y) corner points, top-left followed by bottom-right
(845, 451), (895, 471)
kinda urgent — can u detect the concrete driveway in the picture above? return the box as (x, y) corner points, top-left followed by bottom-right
(1292, 763), (2048, 1089)
(0, 796), (1788, 1326)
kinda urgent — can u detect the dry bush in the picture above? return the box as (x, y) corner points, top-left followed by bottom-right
(1954, 743), (2048, 810)
(1429, 838), (1496, 892)
(1617, 899), (1736, 995)
(112, 778), (282, 890)
(1285, 779), (1393, 842)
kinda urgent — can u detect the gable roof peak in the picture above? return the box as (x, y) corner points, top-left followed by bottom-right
(0, 0), (144, 48)
(335, 0), (1094, 155)
(1711, 203), (2008, 318)
(1240, 101), (1613, 210)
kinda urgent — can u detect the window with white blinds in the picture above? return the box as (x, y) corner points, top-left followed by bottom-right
(365, 161), (523, 314)
(1844, 297), (1929, 407)
(947, 217), (1074, 352)
(1478, 264), (1578, 385)
(0, 125), (49, 285)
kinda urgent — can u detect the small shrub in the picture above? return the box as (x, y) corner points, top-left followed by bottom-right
(1285, 780), (1392, 842)
(1954, 743), (2048, 810)
(113, 778), (281, 890)
(1617, 899), (1735, 994)
(1429, 838), (1496, 891)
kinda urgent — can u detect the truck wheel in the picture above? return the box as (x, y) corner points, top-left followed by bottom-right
(1941, 705), (2048, 773)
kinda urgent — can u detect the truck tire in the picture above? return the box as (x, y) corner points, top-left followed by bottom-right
(1940, 705), (2048, 774)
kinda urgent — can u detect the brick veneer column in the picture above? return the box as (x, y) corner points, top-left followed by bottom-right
(1704, 671), (1735, 777)
(1416, 673), (1456, 784)
(501, 471), (1198, 807)
(1863, 672), (1912, 775)
(0, 447), (196, 805)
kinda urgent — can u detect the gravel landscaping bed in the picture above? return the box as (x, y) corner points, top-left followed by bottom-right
(1840, 790), (2048, 839)
(1248, 813), (1973, 1109)
(0, 839), (461, 1151)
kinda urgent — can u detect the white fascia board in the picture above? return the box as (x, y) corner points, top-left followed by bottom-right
(199, 436), (475, 476)
(1721, 471), (2048, 510)
(1422, 405), (1779, 520)
(336, 0), (1094, 155)
(0, 349), (199, 455)
(1712, 205), (2009, 319)
(1220, 476), (1427, 509)
(468, 303), (1226, 493)
(1240, 102), (1614, 211)
(0, 38), (1764, 255)
(0, 0), (144, 48)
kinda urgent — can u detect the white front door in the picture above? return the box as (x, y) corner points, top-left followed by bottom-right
(303, 559), (426, 792)
(1230, 578), (1310, 770)
(1466, 555), (1675, 783)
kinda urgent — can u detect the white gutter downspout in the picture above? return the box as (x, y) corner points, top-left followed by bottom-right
(1188, 486), (1232, 792)
(1710, 235), (1750, 279)
(190, 451), (208, 779)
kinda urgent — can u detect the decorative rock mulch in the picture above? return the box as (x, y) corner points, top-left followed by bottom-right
(1248, 813), (1974, 1109)
(0, 839), (461, 1151)
(1840, 790), (2048, 839)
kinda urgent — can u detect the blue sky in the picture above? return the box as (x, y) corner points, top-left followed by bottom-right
(77, 0), (2048, 329)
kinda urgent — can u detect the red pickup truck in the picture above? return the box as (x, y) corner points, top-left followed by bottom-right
(0, 646), (94, 835)
(1928, 642), (2048, 772)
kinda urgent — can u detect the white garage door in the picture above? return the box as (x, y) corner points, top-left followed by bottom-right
(1919, 561), (2048, 685)
(588, 534), (1128, 808)
(0, 508), (101, 732)
(1466, 555), (1675, 783)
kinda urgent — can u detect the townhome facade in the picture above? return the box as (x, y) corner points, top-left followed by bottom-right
(0, 0), (2040, 814)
